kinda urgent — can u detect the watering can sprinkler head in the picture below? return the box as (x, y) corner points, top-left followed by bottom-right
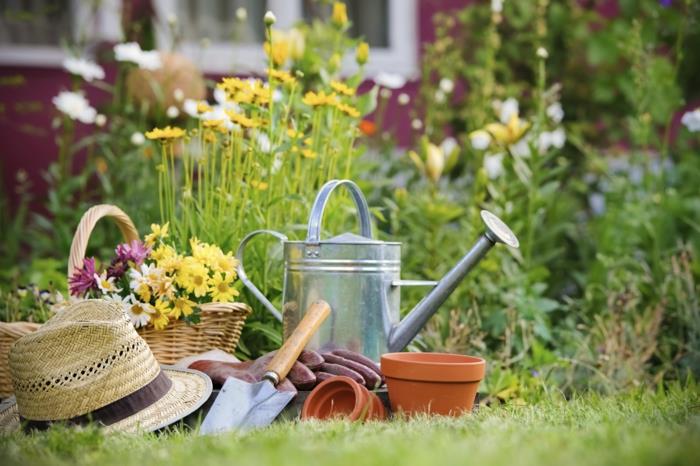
(481, 210), (520, 249)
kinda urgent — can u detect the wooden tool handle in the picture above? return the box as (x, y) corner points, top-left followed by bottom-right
(264, 301), (331, 384)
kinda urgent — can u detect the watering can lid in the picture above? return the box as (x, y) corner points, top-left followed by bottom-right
(321, 232), (399, 245)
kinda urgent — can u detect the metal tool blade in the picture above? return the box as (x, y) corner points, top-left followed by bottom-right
(199, 377), (295, 434)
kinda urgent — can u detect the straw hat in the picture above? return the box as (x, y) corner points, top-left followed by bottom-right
(0, 300), (212, 433)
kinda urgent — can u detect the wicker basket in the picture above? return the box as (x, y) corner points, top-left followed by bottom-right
(0, 322), (41, 398)
(66, 204), (251, 365)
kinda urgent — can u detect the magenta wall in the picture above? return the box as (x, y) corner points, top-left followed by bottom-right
(0, 0), (473, 208)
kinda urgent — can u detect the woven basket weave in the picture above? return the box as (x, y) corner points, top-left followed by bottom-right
(0, 322), (41, 398)
(67, 204), (251, 365)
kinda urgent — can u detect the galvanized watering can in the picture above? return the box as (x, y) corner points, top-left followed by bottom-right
(237, 179), (519, 362)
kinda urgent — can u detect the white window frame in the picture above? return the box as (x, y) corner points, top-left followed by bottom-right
(0, 0), (418, 78)
(154, 0), (418, 77)
(0, 0), (122, 67)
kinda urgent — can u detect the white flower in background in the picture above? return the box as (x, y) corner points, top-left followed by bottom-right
(536, 47), (549, 59)
(398, 93), (410, 105)
(484, 152), (505, 179)
(62, 57), (105, 82)
(491, 0), (504, 13)
(213, 88), (240, 112)
(273, 89), (283, 103)
(538, 127), (566, 153)
(114, 42), (162, 70)
(425, 143), (445, 183)
(271, 153), (283, 173)
(509, 137), (531, 158)
(183, 99), (200, 117)
(166, 105), (180, 119)
(435, 90), (446, 103)
(94, 272), (122, 294)
(200, 105), (231, 129)
(167, 12), (177, 26)
(235, 7), (247, 21)
(379, 88), (392, 99)
(264, 11), (276, 26)
(173, 88), (184, 102)
(411, 118), (423, 130)
(681, 108), (700, 132)
(499, 97), (519, 124)
(375, 72), (407, 89)
(469, 130), (492, 150)
(440, 137), (458, 157)
(95, 114), (107, 127)
(439, 78), (454, 94)
(256, 132), (271, 153)
(52, 90), (97, 124)
(131, 132), (145, 146)
(546, 102), (564, 123)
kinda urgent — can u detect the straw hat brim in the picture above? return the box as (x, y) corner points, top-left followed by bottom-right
(0, 366), (212, 434)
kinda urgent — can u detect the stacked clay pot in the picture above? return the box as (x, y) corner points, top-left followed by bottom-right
(301, 376), (386, 421)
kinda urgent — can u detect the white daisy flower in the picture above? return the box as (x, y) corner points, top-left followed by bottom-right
(52, 91), (97, 124)
(681, 108), (700, 132)
(484, 153), (505, 179)
(131, 132), (145, 146)
(94, 272), (122, 294)
(125, 296), (155, 328)
(546, 102), (564, 123)
(63, 57), (105, 82)
(113, 42), (162, 70)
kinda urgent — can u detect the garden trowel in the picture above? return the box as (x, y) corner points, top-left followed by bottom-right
(199, 300), (331, 434)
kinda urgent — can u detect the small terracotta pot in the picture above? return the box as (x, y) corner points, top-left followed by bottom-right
(301, 376), (386, 421)
(381, 352), (485, 416)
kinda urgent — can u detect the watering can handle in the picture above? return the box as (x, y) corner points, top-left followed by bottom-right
(236, 229), (288, 322)
(306, 179), (373, 243)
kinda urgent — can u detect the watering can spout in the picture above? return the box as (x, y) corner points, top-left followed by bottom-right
(387, 210), (519, 353)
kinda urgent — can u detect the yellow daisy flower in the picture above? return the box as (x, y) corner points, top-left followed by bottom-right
(145, 126), (185, 140)
(178, 258), (210, 297)
(336, 102), (360, 118)
(169, 296), (196, 319)
(330, 81), (355, 96)
(226, 110), (260, 129)
(209, 272), (239, 302)
(151, 300), (171, 330)
(301, 148), (317, 159)
(144, 222), (169, 246)
(484, 114), (531, 146)
(269, 69), (296, 86)
(250, 180), (269, 191)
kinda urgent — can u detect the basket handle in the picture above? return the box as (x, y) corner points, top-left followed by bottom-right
(67, 204), (139, 278)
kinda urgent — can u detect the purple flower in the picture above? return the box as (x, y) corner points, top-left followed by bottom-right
(115, 240), (151, 266)
(106, 259), (128, 279)
(69, 257), (98, 296)
(659, 0), (672, 7)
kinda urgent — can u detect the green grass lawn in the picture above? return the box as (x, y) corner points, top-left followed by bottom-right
(1, 385), (699, 466)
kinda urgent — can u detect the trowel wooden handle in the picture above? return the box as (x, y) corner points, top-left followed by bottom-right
(264, 301), (331, 384)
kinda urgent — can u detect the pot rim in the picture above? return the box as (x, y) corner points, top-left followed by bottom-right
(381, 352), (486, 382)
(301, 376), (370, 421)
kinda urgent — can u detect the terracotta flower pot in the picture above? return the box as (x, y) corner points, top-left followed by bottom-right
(301, 376), (386, 421)
(381, 352), (485, 416)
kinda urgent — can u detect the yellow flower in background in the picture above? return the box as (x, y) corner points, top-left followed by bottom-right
(151, 300), (171, 330)
(145, 126), (185, 140)
(170, 296), (196, 319)
(330, 81), (355, 96)
(484, 114), (530, 146)
(303, 91), (338, 107)
(356, 41), (369, 65)
(203, 119), (227, 133)
(197, 102), (212, 113)
(336, 102), (360, 118)
(211, 251), (239, 275)
(264, 31), (290, 66)
(145, 222), (169, 246)
(287, 128), (301, 139)
(269, 69), (296, 86)
(250, 180), (269, 191)
(301, 148), (317, 159)
(226, 110), (260, 129)
(209, 272), (239, 302)
(331, 2), (348, 27)
(425, 143), (445, 183)
(134, 282), (152, 302)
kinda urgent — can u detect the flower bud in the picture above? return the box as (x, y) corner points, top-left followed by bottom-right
(356, 41), (369, 65)
(264, 11), (276, 27)
(331, 2), (348, 27)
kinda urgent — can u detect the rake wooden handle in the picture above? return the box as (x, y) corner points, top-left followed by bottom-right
(67, 204), (139, 278)
(264, 301), (331, 384)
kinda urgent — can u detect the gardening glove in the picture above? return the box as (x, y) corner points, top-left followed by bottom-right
(316, 349), (385, 390)
(189, 358), (297, 393)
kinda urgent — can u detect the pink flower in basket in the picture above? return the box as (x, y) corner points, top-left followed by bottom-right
(115, 240), (152, 266)
(69, 257), (98, 296)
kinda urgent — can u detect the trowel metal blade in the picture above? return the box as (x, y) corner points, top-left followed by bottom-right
(199, 376), (295, 434)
